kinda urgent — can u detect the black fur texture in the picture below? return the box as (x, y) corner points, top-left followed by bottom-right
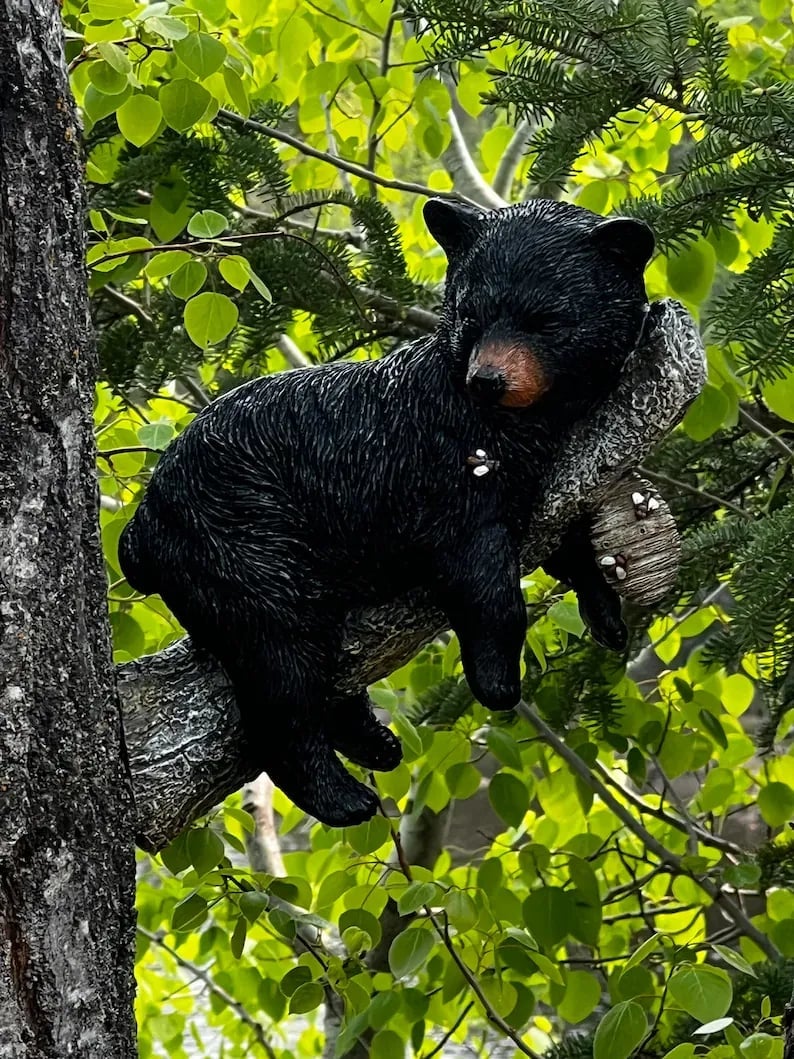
(119, 199), (654, 826)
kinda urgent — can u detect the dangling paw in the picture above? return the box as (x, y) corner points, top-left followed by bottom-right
(328, 692), (403, 772)
(264, 727), (380, 828)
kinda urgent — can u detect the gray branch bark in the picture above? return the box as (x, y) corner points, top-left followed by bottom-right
(120, 299), (706, 852)
(0, 4), (137, 1055)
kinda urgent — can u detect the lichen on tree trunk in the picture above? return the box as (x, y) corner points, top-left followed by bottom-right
(120, 299), (706, 852)
(0, 4), (137, 1055)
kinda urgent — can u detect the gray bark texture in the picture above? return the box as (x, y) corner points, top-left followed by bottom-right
(121, 298), (706, 852)
(0, 5), (137, 1057)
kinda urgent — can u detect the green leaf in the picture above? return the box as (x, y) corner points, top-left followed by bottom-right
(269, 876), (313, 910)
(445, 761), (481, 799)
(219, 255), (251, 291)
(444, 890), (478, 933)
(239, 891), (269, 923)
(520, 944), (564, 985)
(522, 888), (573, 950)
(593, 1001), (647, 1059)
(138, 422), (173, 449)
(713, 944), (757, 978)
(371, 1029), (405, 1059)
(145, 15), (190, 40)
(762, 370), (794, 423)
(170, 261), (207, 301)
(339, 908), (382, 948)
(397, 882), (436, 916)
(160, 831), (191, 875)
(84, 86), (129, 127)
(559, 970), (602, 1024)
(230, 915), (246, 958)
(184, 290), (238, 348)
(187, 210), (228, 239)
(159, 79), (211, 132)
(740, 1033), (779, 1059)
(97, 42), (131, 73)
(187, 827), (224, 877)
(345, 814), (391, 853)
(225, 806), (256, 833)
(758, 782), (794, 827)
(489, 772), (529, 828)
(392, 712), (422, 759)
(668, 965), (732, 1023)
(724, 861), (761, 888)
(88, 60), (128, 94)
(280, 966), (312, 996)
(174, 32), (227, 78)
(623, 933), (665, 973)
(367, 991), (401, 1030)
(682, 384), (730, 441)
(626, 747), (646, 787)
(693, 1016), (733, 1035)
(116, 94), (162, 147)
(289, 982), (325, 1014)
(666, 241), (716, 302)
(171, 893), (208, 932)
(548, 599), (586, 637)
(698, 708), (728, 749)
(248, 268), (273, 302)
(486, 728), (523, 771)
(223, 67), (250, 117)
(388, 926), (434, 979)
(144, 250), (191, 281)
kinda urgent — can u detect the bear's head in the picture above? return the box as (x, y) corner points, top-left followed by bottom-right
(424, 198), (654, 410)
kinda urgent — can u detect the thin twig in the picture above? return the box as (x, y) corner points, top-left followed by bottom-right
(103, 285), (154, 325)
(420, 1002), (475, 1059)
(98, 445), (162, 458)
(593, 760), (742, 856)
(739, 405), (794, 459)
(138, 926), (278, 1059)
(516, 701), (779, 961)
(217, 108), (478, 205)
(639, 465), (753, 519)
(433, 916), (543, 1059)
(383, 816), (543, 1059)
(493, 118), (533, 199)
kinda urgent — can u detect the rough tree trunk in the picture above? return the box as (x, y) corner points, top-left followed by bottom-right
(0, 5), (137, 1056)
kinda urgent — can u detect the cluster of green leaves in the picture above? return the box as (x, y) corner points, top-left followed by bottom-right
(71, 0), (794, 1055)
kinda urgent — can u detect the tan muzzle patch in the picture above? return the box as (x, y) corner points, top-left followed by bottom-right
(472, 341), (550, 407)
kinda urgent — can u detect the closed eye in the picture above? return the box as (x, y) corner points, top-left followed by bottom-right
(523, 311), (567, 335)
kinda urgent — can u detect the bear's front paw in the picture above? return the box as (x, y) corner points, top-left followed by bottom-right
(471, 681), (521, 712)
(317, 783), (381, 828)
(334, 726), (404, 772)
(328, 692), (404, 772)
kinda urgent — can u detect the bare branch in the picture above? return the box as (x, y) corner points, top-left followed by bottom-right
(276, 334), (312, 370)
(217, 108), (480, 205)
(138, 926), (278, 1059)
(493, 118), (533, 200)
(442, 107), (508, 209)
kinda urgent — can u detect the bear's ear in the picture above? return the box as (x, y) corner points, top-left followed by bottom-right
(424, 198), (484, 259)
(591, 217), (655, 272)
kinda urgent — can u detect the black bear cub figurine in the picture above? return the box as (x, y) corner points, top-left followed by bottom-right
(119, 199), (654, 827)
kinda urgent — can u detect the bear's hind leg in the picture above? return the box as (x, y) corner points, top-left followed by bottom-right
(227, 636), (381, 829)
(328, 692), (403, 772)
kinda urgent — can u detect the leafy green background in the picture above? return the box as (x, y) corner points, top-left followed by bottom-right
(64, 0), (794, 1054)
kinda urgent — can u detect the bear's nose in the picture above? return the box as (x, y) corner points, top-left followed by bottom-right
(467, 366), (506, 403)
